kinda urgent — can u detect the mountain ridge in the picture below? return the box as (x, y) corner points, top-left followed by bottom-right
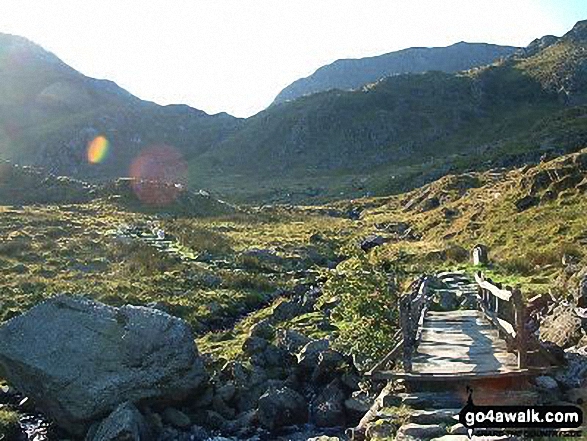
(272, 41), (519, 104)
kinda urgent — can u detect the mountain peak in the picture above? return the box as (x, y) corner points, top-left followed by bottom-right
(564, 19), (587, 42)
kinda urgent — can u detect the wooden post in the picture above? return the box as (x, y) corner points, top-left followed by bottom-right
(400, 295), (412, 372)
(512, 288), (527, 369)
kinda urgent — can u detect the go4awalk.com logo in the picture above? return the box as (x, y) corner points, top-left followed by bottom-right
(459, 388), (584, 438)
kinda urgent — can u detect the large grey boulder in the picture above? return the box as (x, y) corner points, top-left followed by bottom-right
(0, 296), (207, 435)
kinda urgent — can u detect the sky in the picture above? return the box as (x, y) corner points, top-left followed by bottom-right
(0, 1), (585, 118)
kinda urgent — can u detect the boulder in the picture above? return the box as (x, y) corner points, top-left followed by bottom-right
(396, 423), (446, 440)
(161, 407), (191, 429)
(310, 380), (346, 427)
(434, 290), (459, 311)
(257, 386), (308, 431)
(86, 402), (151, 441)
(275, 329), (311, 354)
(311, 349), (347, 384)
(360, 235), (386, 252)
(272, 300), (307, 322)
(515, 195), (539, 212)
(297, 339), (330, 374)
(249, 320), (275, 340)
(534, 375), (559, 390)
(0, 296), (207, 435)
(409, 409), (459, 425)
(540, 303), (583, 348)
(242, 336), (268, 355)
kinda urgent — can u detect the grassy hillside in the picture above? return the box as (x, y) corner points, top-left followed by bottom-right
(189, 20), (587, 204)
(1, 148), (585, 367)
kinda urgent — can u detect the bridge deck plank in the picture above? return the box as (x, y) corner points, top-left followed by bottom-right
(411, 310), (521, 375)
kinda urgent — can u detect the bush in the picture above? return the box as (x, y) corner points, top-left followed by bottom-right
(0, 408), (20, 439)
(321, 256), (399, 364)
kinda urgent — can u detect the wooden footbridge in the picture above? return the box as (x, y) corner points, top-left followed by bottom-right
(368, 271), (557, 382)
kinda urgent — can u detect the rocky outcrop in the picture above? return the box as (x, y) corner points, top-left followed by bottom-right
(0, 296), (207, 435)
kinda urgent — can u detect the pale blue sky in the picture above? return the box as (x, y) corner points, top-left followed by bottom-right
(0, 1), (585, 117)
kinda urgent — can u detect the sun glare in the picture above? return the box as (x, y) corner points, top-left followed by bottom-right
(87, 135), (109, 164)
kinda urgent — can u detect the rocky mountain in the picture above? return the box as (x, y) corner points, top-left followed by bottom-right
(1, 22), (587, 205)
(273, 42), (519, 104)
(190, 20), (587, 203)
(0, 33), (242, 181)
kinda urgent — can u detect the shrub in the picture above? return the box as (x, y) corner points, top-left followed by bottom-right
(0, 408), (20, 439)
(321, 256), (399, 365)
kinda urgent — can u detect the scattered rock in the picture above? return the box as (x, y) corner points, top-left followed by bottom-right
(396, 423), (446, 440)
(242, 336), (268, 355)
(257, 386), (308, 431)
(276, 329), (311, 354)
(249, 320), (275, 340)
(515, 194), (539, 211)
(0, 296), (207, 435)
(297, 339), (330, 374)
(534, 375), (559, 390)
(86, 402), (151, 441)
(161, 407), (191, 429)
(310, 380), (346, 427)
(360, 235), (387, 252)
(409, 409), (459, 425)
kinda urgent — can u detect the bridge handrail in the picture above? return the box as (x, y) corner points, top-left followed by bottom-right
(400, 275), (432, 372)
(366, 275), (432, 376)
(474, 271), (527, 369)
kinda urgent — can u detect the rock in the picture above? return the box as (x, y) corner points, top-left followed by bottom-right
(515, 194), (539, 212)
(310, 380), (346, 427)
(540, 303), (583, 348)
(161, 407), (191, 429)
(212, 394), (237, 419)
(360, 235), (386, 252)
(86, 402), (151, 441)
(344, 397), (371, 423)
(534, 375), (559, 390)
(565, 388), (587, 405)
(249, 320), (275, 340)
(409, 409), (459, 425)
(241, 248), (282, 265)
(297, 339), (330, 373)
(577, 273), (587, 307)
(311, 349), (347, 384)
(434, 290), (459, 311)
(396, 423), (446, 440)
(276, 329), (311, 354)
(257, 386), (308, 430)
(262, 344), (295, 368)
(364, 419), (399, 440)
(0, 296), (207, 435)
(306, 437), (342, 441)
(449, 423), (468, 435)
(242, 336), (268, 355)
(215, 382), (237, 403)
(272, 300), (305, 322)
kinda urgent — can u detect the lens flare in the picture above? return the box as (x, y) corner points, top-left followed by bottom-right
(129, 145), (187, 206)
(87, 136), (110, 164)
